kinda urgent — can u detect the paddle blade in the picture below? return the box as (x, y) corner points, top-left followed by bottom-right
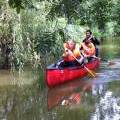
(87, 70), (96, 77)
(84, 66), (96, 77)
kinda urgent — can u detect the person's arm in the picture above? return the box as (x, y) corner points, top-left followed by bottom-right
(81, 43), (89, 53)
(62, 50), (69, 58)
(81, 43), (95, 57)
(92, 37), (100, 45)
(80, 39), (86, 50)
(89, 43), (96, 55)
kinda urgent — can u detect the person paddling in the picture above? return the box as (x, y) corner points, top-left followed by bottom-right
(83, 30), (100, 57)
(81, 37), (96, 62)
(59, 39), (84, 67)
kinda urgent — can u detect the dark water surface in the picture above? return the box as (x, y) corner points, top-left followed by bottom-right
(0, 40), (120, 120)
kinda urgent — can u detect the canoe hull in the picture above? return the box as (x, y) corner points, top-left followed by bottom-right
(46, 58), (100, 87)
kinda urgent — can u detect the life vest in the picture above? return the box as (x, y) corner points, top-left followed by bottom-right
(81, 42), (95, 57)
(63, 43), (81, 61)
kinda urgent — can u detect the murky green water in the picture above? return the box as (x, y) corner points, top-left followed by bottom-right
(0, 39), (120, 120)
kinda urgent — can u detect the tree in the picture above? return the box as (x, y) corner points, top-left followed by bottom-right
(90, 0), (113, 32)
(0, 1), (14, 68)
(46, 0), (82, 24)
(8, 0), (36, 13)
(112, 0), (120, 36)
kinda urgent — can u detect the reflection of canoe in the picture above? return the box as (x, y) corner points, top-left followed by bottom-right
(47, 78), (92, 109)
(46, 58), (100, 87)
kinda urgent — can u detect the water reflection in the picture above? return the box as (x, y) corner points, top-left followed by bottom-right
(47, 78), (92, 109)
(92, 84), (106, 96)
(47, 58), (120, 108)
(47, 57), (120, 119)
(0, 68), (38, 86)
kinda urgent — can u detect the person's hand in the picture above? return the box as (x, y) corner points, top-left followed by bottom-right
(81, 43), (85, 49)
(81, 43), (84, 46)
(78, 56), (84, 63)
(63, 49), (71, 57)
(65, 49), (73, 55)
(62, 50), (69, 57)
(90, 35), (94, 39)
(68, 49), (73, 55)
(78, 59), (82, 63)
(91, 35), (95, 38)
(65, 49), (70, 55)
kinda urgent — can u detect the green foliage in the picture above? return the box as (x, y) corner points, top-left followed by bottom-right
(91, 0), (113, 32)
(46, 0), (82, 23)
(8, 0), (36, 13)
(0, 0), (4, 8)
(58, 105), (93, 120)
(76, 0), (113, 32)
(112, 0), (120, 36)
(11, 3), (67, 69)
(6, 0), (120, 34)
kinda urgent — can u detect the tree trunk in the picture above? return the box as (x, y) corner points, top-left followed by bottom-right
(98, 21), (106, 33)
(0, 38), (12, 69)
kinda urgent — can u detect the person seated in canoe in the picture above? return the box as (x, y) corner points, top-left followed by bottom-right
(57, 39), (84, 67)
(80, 36), (96, 62)
(82, 30), (100, 57)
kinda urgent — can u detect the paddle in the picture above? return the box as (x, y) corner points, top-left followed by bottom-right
(92, 56), (116, 66)
(67, 49), (96, 77)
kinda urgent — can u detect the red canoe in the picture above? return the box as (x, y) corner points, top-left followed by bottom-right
(46, 58), (100, 87)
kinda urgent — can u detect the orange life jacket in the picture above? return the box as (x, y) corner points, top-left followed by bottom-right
(63, 43), (81, 61)
(81, 42), (95, 57)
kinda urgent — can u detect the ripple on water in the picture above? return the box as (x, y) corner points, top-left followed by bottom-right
(91, 91), (120, 120)
(93, 59), (120, 84)
(91, 59), (120, 120)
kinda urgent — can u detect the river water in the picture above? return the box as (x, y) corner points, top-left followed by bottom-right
(0, 40), (120, 120)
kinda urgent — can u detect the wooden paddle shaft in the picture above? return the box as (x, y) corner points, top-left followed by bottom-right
(68, 49), (95, 77)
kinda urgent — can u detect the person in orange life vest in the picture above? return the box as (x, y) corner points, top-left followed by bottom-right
(80, 38), (96, 62)
(83, 30), (100, 57)
(61, 39), (84, 67)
